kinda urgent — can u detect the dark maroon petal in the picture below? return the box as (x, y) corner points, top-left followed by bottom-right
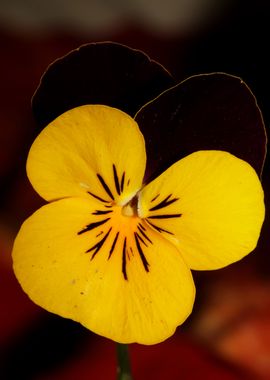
(135, 73), (266, 182)
(32, 42), (175, 129)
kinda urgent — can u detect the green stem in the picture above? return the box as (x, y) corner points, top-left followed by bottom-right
(116, 343), (133, 380)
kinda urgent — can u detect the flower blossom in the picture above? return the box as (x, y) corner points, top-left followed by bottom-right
(12, 104), (265, 344)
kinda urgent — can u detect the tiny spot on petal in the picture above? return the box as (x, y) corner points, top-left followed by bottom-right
(79, 182), (90, 189)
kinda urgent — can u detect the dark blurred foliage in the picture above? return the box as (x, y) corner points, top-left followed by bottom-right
(1, 0), (270, 379)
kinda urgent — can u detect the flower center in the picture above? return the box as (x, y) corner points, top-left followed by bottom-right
(121, 195), (138, 218)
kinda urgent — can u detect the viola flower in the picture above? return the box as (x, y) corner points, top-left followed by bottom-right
(12, 104), (264, 345)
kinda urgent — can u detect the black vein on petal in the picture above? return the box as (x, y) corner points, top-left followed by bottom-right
(86, 227), (112, 259)
(127, 250), (130, 261)
(108, 231), (119, 259)
(77, 218), (110, 235)
(146, 220), (174, 235)
(148, 214), (182, 219)
(138, 222), (146, 231)
(149, 194), (179, 212)
(122, 237), (128, 280)
(138, 223), (153, 244)
(97, 173), (114, 200)
(150, 194), (160, 203)
(135, 231), (148, 247)
(92, 209), (113, 215)
(134, 233), (150, 273)
(113, 164), (121, 195)
(88, 191), (110, 203)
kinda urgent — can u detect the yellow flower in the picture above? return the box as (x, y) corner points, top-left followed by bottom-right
(12, 104), (265, 345)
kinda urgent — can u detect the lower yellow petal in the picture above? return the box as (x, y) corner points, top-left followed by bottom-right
(12, 198), (195, 345)
(139, 151), (265, 270)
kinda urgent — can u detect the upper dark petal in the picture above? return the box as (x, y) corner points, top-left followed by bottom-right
(135, 73), (266, 182)
(32, 42), (175, 129)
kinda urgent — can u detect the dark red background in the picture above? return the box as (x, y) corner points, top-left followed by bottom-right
(1, 1), (270, 379)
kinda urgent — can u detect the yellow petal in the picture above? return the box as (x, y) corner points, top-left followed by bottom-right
(27, 105), (146, 205)
(12, 197), (195, 345)
(138, 151), (265, 270)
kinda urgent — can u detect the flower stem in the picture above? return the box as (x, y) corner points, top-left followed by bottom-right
(116, 343), (133, 380)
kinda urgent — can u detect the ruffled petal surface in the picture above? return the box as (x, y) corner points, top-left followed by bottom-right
(27, 105), (146, 205)
(138, 150), (265, 270)
(12, 197), (195, 344)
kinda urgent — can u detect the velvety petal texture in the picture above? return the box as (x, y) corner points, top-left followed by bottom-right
(27, 105), (146, 205)
(135, 73), (266, 182)
(138, 151), (265, 270)
(13, 197), (195, 344)
(32, 42), (175, 128)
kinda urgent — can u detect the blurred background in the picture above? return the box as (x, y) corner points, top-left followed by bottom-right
(1, 0), (270, 379)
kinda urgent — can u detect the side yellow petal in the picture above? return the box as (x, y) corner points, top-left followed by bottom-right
(27, 105), (146, 205)
(12, 198), (195, 345)
(138, 151), (265, 270)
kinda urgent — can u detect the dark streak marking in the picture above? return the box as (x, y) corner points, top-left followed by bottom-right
(113, 164), (121, 195)
(108, 231), (119, 259)
(97, 174), (114, 200)
(78, 218), (110, 235)
(86, 228), (112, 259)
(134, 233), (150, 273)
(122, 238), (128, 280)
(130, 247), (134, 255)
(138, 225), (153, 244)
(88, 191), (110, 203)
(150, 194), (160, 203)
(148, 214), (182, 219)
(149, 194), (179, 211)
(135, 231), (148, 247)
(127, 179), (130, 186)
(92, 210), (112, 215)
(146, 220), (174, 235)
(105, 205), (112, 208)
(120, 172), (125, 192)
(96, 231), (104, 237)
(138, 222), (146, 231)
